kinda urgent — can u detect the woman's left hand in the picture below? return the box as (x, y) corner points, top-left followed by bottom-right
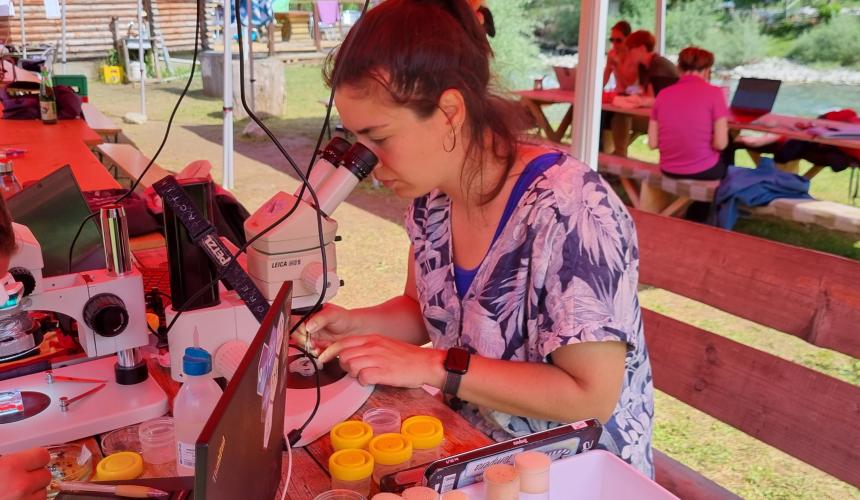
(317, 335), (444, 389)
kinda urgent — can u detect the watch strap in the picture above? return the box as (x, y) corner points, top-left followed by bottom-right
(442, 370), (462, 397)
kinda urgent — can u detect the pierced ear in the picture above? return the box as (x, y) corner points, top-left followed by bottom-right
(438, 89), (466, 128)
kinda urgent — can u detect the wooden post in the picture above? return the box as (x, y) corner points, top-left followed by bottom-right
(142, 0), (162, 80)
(267, 22), (275, 56)
(312, 1), (322, 52)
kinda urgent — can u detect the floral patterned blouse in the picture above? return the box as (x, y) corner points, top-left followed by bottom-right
(405, 154), (654, 478)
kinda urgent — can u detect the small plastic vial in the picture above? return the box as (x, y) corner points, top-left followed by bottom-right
(313, 490), (366, 500)
(514, 451), (551, 497)
(440, 492), (469, 500)
(330, 420), (374, 451)
(363, 407), (401, 435)
(401, 486), (439, 500)
(368, 433), (413, 484)
(400, 415), (444, 467)
(483, 464), (519, 500)
(371, 494), (403, 500)
(329, 449), (374, 497)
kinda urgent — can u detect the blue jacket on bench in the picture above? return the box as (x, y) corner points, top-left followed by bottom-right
(714, 158), (812, 230)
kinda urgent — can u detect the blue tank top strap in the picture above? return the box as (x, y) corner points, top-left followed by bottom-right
(454, 151), (566, 298)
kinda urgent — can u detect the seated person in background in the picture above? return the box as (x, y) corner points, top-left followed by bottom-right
(0, 198), (52, 500)
(602, 21), (637, 91)
(609, 30), (679, 157)
(648, 47), (729, 180)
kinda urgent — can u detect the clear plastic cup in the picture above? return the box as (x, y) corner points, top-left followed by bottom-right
(138, 417), (176, 465)
(313, 490), (367, 500)
(362, 407), (401, 435)
(101, 423), (143, 456)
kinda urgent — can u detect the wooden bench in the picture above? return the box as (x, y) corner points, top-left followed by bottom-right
(95, 143), (172, 190)
(82, 103), (121, 143)
(632, 208), (860, 498)
(598, 152), (860, 235)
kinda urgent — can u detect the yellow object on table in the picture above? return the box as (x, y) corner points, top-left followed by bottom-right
(330, 420), (374, 451)
(96, 451), (144, 481)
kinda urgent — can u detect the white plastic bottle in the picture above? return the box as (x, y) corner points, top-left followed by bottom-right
(173, 347), (223, 475)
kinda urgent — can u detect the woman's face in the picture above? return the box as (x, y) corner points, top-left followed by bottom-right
(334, 81), (462, 199)
(609, 29), (626, 50)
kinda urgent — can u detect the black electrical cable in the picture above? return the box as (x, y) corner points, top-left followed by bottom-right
(162, 0), (372, 343)
(286, 343), (322, 443)
(67, 0), (204, 274)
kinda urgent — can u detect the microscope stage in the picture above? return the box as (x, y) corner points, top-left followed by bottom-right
(284, 350), (374, 447)
(0, 356), (169, 453)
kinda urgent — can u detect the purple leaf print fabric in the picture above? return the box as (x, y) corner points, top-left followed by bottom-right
(405, 155), (654, 478)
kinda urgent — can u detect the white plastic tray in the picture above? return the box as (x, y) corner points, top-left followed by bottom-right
(454, 450), (677, 499)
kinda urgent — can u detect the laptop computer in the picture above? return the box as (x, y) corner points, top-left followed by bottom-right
(651, 75), (679, 96)
(6, 165), (105, 277)
(553, 66), (576, 91)
(730, 77), (781, 122)
(56, 281), (293, 500)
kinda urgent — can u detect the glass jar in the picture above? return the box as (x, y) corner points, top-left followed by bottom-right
(362, 407), (401, 436)
(101, 423), (143, 456)
(330, 420), (374, 451)
(139, 417), (176, 465)
(46, 443), (94, 498)
(368, 433), (412, 484)
(329, 449), (374, 497)
(400, 415), (444, 467)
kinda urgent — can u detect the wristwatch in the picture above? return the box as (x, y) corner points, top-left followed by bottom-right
(442, 346), (471, 397)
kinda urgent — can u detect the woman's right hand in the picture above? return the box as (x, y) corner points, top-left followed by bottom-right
(0, 447), (51, 500)
(292, 303), (364, 354)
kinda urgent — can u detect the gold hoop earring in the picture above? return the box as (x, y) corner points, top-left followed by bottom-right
(443, 124), (457, 153)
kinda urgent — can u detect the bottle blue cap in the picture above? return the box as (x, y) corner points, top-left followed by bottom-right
(183, 347), (212, 376)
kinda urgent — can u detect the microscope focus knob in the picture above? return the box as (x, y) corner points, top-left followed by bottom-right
(9, 267), (36, 297)
(83, 293), (129, 338)
(301, 262), (334, 296)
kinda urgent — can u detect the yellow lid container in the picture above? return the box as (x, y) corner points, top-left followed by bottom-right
(400, 415), (444, 450)
(368, 433), (413, 466)
(96, 451), (144, 481)
(330, 420), (374, 451)
(329, 449), (374, 482)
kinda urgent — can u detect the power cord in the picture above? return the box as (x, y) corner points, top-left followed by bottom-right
(66, 0), (204, 274)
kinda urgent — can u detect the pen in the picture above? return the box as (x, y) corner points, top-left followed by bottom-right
(57, 481), (169, 498)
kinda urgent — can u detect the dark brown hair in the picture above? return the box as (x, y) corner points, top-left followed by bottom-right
(611, 20), (632, 37)
(323, 0), (528, 204)
(0, 197), (17, 257)
(625, 30), (656, 52)
(677, 46), (715, 72)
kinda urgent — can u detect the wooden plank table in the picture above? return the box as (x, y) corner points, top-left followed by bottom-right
(146, 361), (492, 499)
(515, 89), (860, 162)
(0, 116), (103, 148)
(82, 103), (121, 143)
(9, 139), (119, 191)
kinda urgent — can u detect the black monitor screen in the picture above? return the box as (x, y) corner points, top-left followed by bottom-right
(195, 282), (293, 500)
(730, 77), (781, 114)
(6, 165), (105, 277)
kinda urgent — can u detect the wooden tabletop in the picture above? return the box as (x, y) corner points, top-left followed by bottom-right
(516, 88), (860, 150)
(146, 360), (492, 499)
(9, 139), (119, 191)
(0, 116), (103, 147)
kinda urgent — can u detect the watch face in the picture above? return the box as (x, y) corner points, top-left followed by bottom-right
(445, 347), (470, 375)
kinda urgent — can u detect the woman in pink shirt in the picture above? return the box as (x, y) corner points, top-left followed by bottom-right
(648, 47), (729, 180)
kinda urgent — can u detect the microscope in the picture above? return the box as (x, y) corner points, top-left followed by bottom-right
(0, 207), (168, 453)
(165, 140), (379, 445)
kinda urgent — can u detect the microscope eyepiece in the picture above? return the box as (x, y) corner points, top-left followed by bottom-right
(341, 142), (378, 181)
(319, 137), (351, 166)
